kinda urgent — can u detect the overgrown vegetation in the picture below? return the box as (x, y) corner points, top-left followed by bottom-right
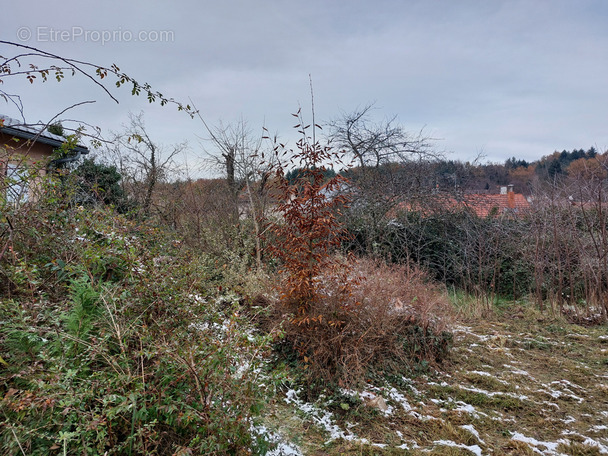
(0, 179), (273, 454)
(262, 114), (453, 392)
(2, 39), (608, 454)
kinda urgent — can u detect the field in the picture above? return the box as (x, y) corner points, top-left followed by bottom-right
(262, 303), (608, 455)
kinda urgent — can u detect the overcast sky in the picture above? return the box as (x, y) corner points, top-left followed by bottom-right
(2, 0), (608, 175)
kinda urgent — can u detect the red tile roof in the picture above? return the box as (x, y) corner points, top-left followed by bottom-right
(393, 190), (531, 218)
(461, 192), (531, 217)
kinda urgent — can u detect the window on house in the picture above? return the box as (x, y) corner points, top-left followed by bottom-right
(5, 162), (29, 203)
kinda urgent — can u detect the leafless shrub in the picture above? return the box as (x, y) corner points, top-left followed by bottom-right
(527, 155), (608, 321)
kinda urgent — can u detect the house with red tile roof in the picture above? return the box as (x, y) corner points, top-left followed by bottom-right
(460, 185), (531, 218)
(393, 185), (531, 219)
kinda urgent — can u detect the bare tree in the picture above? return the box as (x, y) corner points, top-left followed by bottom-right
(198, 116), (275, 269)
(199, 118), (250, 218)
(328, 103), (434, 169)
(108, 111), (187, 217)
(521, 153), (608, 321)
(328, 104), (439, 256)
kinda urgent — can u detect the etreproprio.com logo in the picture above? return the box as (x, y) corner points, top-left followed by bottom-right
(16, 26), (174, 45)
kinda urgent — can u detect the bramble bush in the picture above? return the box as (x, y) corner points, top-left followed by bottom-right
(0, 177), (273, 455)
(268, 255), (454, 390)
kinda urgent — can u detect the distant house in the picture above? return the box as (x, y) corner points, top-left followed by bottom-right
(1, 115), (89, 203)
(394, 184), (531, 219)
(460, 185), (531, 218)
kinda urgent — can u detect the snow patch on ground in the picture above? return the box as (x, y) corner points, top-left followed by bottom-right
(434, 439), (483, 456)
(453, 401), (488, 419)
(459, 384), (529, 401)
(285, 389), (353, 443)
(579, 437), (608, 454)
(503, 364), (534, 378)
(385, 386), (413, 412)
(591, 425), (608, 432)
(253, 425), (303, 456)
(561, 430), (608, 454)
(461, 424), (485, 444)
(284, 389), (391, 448)
(469, 370), (494, 377)
(510, 432), (563, 455)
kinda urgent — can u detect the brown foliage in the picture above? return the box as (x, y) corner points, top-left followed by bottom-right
(264, 112), (452, 389)
(270, 256), (453, 388)
(266, 116), (351, 324)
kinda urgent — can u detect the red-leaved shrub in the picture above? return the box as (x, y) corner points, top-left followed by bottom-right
(263, 112), (452, 390)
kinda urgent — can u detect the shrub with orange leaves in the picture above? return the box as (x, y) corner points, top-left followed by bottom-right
(264, 113), (453, 390)
(266, 111), (351, 325)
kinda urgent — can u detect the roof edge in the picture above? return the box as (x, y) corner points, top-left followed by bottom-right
(0, 115), (89, 154)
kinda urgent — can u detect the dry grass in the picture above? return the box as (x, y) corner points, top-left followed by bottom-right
(266, 256), (454, 390)
(261, 299), (608, 455)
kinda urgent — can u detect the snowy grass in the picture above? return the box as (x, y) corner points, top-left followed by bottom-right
(258, 303), (608, 455)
